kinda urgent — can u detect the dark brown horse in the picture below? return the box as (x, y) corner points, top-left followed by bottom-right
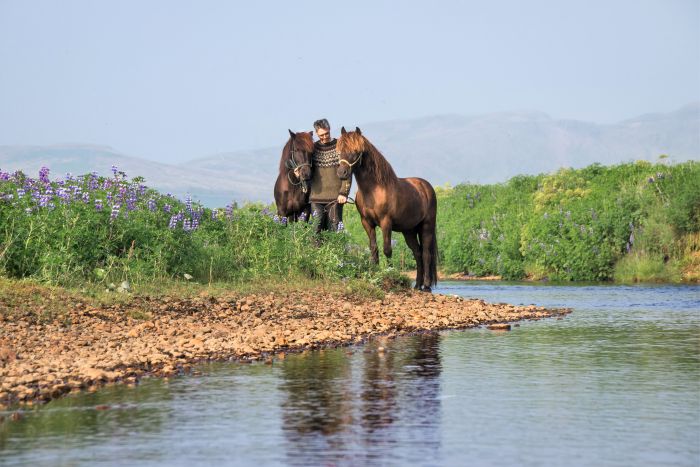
(274, 130), (314, 221)
(337, 127), (438, 292)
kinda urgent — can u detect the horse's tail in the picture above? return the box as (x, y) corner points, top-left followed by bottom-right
(429, 232), (438, 287)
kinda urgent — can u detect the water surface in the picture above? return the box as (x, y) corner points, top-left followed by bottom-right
(1, 282), (699, 466)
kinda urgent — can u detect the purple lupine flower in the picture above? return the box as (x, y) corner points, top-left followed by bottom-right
(82, 192), (90, 203)
(47, 202), (56, 210)
(16, 189), (25, 197)
(111, 165), (119, 176)
(147, 199), (156, 211)
(164, 204), (172, 213)
(281, 216), (288, 225)
(95, 199), (104, 211)
(262, 207), (271, 216)
(185, 195), (192, 213)
(191, 217), (199, 230)
(211, 209), (219, 220)
(273, 215), (280, 223)
(183, 218), (192, 232)
(65, 172), (73, 181)
(110, 203), (120, 220)
(39, 167), (50, 183)
(336, 221), (344, 231)
(39, 195), (51, 207)
(168, 213), (181, 229)
(298, 211), (307, 222)
(225, 204), (234, 219)
(0, 172), (10, 181)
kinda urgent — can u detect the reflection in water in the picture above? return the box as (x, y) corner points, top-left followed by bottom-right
(278, 334), (443, 465)
(280, 350), (353, 436)
(0, 380), (174, 456)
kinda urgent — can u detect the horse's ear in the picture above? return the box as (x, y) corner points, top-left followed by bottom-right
(355, 127), (362, 135)
(341, 126), (347, 135)
(308, 131), (313, 137)
(288, 129), (295, 138)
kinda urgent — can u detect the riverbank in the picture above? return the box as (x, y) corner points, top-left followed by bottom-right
(0, 280), (571, 409)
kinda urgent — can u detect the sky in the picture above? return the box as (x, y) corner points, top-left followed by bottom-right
(0, 0), (698, 163)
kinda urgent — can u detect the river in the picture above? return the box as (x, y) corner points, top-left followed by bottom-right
(1, 282), (698, 466)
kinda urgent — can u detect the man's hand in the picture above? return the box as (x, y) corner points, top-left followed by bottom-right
(337, 195), (347, 204)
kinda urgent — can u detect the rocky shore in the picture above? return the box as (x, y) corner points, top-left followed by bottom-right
(0, 289), (571, 408)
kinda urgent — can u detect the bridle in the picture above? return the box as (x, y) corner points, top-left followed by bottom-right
(339, 151), (363, 169)
(285, 139), (312, 193)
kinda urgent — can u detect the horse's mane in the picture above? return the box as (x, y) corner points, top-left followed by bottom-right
(337, 132), (397, 185)
(279, 132), (314, 173)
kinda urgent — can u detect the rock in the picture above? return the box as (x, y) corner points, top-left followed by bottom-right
(487, 324), (511, 331)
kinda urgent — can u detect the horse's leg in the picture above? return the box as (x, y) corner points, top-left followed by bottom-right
(361, 217), (379, 264)
(380, 221), (393, 262)
(420, 221), (437, 293)
(402, 229), (423, 290)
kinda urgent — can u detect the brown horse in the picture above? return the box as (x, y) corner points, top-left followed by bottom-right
(273, 130), (314, 221)
(337, 127), (438, 292)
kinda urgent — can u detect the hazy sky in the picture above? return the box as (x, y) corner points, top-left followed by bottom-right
(1, 0), (698, 162)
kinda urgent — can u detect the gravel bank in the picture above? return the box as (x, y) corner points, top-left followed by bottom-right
(0, 290), (571, 408)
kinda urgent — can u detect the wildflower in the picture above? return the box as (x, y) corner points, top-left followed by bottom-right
(95, 199), (104, 211)
(168, 214), (179, 229)
(82, 192), (90, 203)
(183, 219), (192, 231)
(111, 165), (119, 176)
(337, 221), (344, 231)
(281, 216), (288, 225)
(24, 207), (32, 215)
(390, 238), (397, 247)
(647, 176), (655, 183)
(191, 217), (199, 230)
(225, 204), (234, 219)
(273, 215), (280, 223)
(164, 204), (172, 213)
(39, 167), (50, 183)
(185, 195), (192, 213)
(17, 189), (25, 197)
(298, 211), (307, 222)
(110, 204), (120, 220)
(262, 207), (271, 216)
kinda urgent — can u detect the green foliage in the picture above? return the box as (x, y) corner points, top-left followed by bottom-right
(438, 160), (699, 282)
(0, 168), (373, 289)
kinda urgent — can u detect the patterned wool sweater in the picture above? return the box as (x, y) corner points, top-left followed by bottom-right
(309, 139), (352, 203)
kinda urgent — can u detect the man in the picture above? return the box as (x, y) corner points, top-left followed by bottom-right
(300, 118), (351, 232)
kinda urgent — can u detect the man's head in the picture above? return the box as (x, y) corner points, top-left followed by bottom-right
(313, 118), (332, 144)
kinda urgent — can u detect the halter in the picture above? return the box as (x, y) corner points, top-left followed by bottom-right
(285, 139), (312, 193)
(339, 151), (363, 168)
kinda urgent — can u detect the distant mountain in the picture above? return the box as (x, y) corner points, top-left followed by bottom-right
(2, 104), (698, 206)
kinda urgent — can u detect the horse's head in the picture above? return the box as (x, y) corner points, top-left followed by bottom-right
(286, 129), (314, 192)
(336, 127), (365, 180)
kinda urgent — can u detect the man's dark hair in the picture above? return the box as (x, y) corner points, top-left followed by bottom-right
(313, 119), (330, 131)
